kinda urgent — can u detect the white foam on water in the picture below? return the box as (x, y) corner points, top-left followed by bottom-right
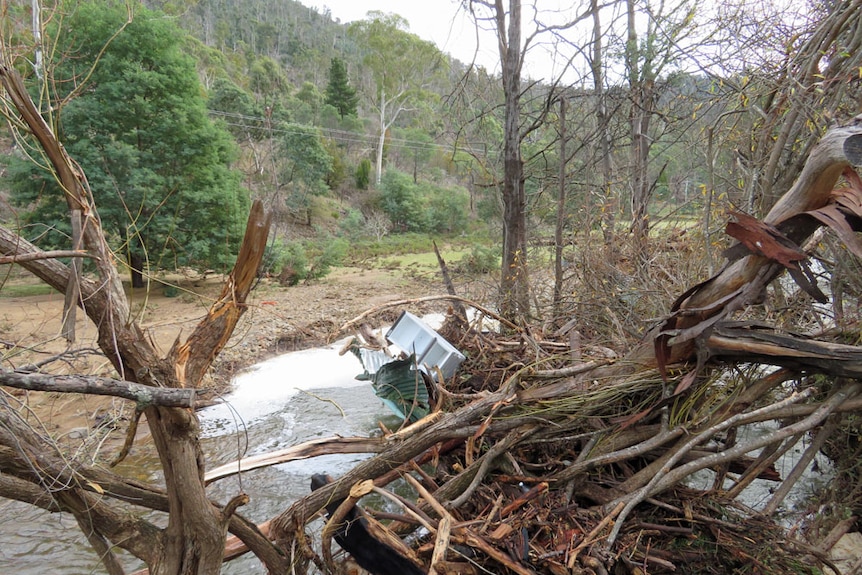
(199, 338), (367, 435)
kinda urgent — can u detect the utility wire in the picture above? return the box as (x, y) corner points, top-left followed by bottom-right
(207, 109), (488, 155)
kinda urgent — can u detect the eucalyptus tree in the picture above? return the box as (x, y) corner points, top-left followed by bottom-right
(348, 11), (446, 185)
(458, 0), (593, 324)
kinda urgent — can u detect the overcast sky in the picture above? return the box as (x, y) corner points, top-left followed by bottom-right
(297, 0), (503, 73)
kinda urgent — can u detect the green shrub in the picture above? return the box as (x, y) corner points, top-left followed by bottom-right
(425, 183), (470, 234)
(305, 236), (348, 281)
(265, 234), (348, 285)
(270, 240), (309, 286)
(380, 170), (428, 232)
(338, 208), (367, 240)
(355, 158), (372, 190)
(458, 245), (498, 274)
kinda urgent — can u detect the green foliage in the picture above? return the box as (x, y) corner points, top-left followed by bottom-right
(376, 170), (470, 235)
(294, 81), (324, 125)
(324, 57), (358, 120)
(322, 138), (347, 191)
(208, 77), (264, 139)
(249, 55), (290, 105)
(338, 208), (367, 240)
(423, 183), (470, 234)
(8, 1), (249, 285)
(457, 245), (499, 275)
(268, 235), (347, 286)
(348, 12), (444, 101)
(279, 124), (333, 193)
(355, 158), (372, 190)
(394, 127), (435, 179)
(378, 170), (428, 232)
(278, 123), (333, 223)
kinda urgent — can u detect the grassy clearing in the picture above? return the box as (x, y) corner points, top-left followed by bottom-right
(0, 282), (55, 298)
(377, 249), (472, 271)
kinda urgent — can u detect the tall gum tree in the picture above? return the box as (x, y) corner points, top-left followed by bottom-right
(348, 11), (445, 186)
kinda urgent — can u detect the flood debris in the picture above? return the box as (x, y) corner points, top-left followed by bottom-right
(345, 311), (465, 422)
(255, 117), (862, 574)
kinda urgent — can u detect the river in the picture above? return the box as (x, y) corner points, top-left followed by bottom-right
(1, 340), (397, 574)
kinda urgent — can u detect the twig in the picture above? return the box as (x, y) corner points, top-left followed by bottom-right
(498, 482), (548, 519)
(320, 480), (373, 574)
(457, 531), (539, 575)
(296, 389), (345, 417)
(567, 501), (624, 568)
(817, 515), (858, 554)
(402, 472), (452, 521)
(0, 249), (98, 264)
(448, 426), (538, 509)
(205, 436), (385, 484)
(725, 433), (800, 499)
(370, 485), (437, 533)
(529, 359), (610, 379)
(553, 426), (685, 483)
(430, 515), (453, 573)
(762, 413), (840, 515)
(645, 498), (741, 530)
(109, 407), (143, 467)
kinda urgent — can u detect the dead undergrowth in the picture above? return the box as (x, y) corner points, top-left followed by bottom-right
(267, 222), (862, 575)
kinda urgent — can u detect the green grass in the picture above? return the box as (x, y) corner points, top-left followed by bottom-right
(0, 283), (55, 297)
(379, 249), (471, 270)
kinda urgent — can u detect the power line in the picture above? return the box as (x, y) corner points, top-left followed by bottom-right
(207, 109), (488, 155)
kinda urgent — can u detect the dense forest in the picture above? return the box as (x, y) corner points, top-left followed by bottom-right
(3, 1), (862, 574)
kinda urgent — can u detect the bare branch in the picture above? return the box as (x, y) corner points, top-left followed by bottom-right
(0, 369), (197, 408)
(0, 249), (97, 265)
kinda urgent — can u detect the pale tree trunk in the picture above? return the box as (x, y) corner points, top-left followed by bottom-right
(376, 88), (386, 185)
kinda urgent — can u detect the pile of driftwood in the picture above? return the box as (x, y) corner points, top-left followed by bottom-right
(205, 120), (862, 574)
